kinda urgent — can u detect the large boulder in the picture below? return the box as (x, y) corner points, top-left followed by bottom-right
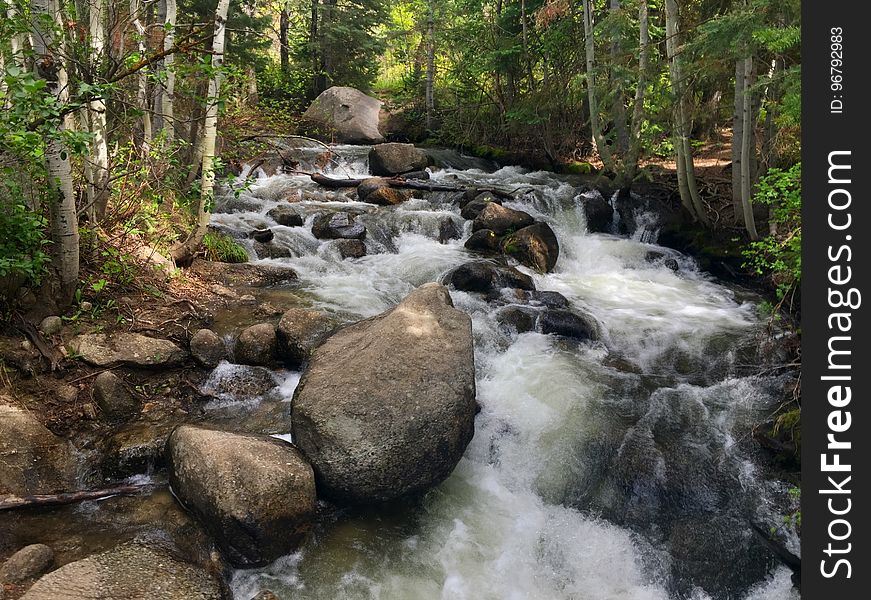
(291, 283), (476, 503)
(472, 203), (535, 235)
(460, 193), (502, 220)
(276, 308), (335, 366)
(501, 222), (560, 273)
(300, 86), (384, 144)
(20, 542), (224, 600)
(443, 261), (535, 294)
(311, 212), (366, 240)
(167, 426), (317, 567)
(368, 143), (430, 176)
(0, 403), (75, 496)
(69, 333), (187, 368)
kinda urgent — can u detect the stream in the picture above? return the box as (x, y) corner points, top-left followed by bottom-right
(209, 145), (800, 600)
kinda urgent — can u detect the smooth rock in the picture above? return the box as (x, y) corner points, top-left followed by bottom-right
(167, 426), (317, 567)
(460, 195), (501, 220)
(276, 309), (335, 366)
(267, 206), (304, 227)
(38, 316), (63, 336)
(538, 308), (600, 341)
(580, 189), (614, 233)
(365, 187), (409, 206)
(0, 544), (54, 584)
(300, 86), (384, 144)
(464, 229), (501, 253)
(234, 323), (277, 366)
(190, 329), (227, 368)
(501, 222), (560, 273)
(250, 228), (274, 243)
(356, 177), (391, 202)
(291, 283), (476, 503)
(334, 239), (367, 259)
(443, 261), (535, 294)
(496, 306), (538, 334)
(368, 143), (430, 176)
(472, 203), (535, 235)
(312, 212), (366, 240)
(20, 542), (223, 600)
(0, 402), (75, 496)
(92, 371), (139, 420)
(69, 333), (187, 368)
(252, 241), (293, 260)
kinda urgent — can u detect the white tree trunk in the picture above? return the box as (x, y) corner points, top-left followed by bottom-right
(171, 0), (230, 264)
(621, 0), (648, 187)
(130, 0), (152, 151)
(88, 0), (111, 219)
(31, 0), (80, 305)
(583, 0), (616, 173)
(162, 0), (177, 142)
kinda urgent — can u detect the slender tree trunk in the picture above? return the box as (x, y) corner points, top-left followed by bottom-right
(520, 0), (535, 92)
(664, 0), (706, 223)
(425, 0), (435, 130)
(171, 0), (231, 265)
(31, 0), (79, 305)
(740, 54), (758, 240)
(161, 0), (177, 142)
(583, 0), (616, 173)
(609, 0), (629, 154)
(731, 58), (744, 225)
(280, 7), (289, 72)
(88, 0), (111, 219)
(130, 0), (152, 151)
(621, 0), (648, 188)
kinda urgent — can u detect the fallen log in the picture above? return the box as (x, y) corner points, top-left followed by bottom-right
(308, 173), (516, 200)
(0, 482), (160, 512)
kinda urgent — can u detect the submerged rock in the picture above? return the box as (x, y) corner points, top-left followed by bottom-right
(443, 261), (535, 294)
(69, 333), (187, 368)
(20, 542), (224, 600)
(579, 189), (614, 233)
(501, 222), (560, 273)
(472, 203), (535, 235)
(291, 283), (476, 503)
(167, 426), (317, 567)
(0, 544), (54, 584)
(0, 403), (75, 496)
(438, 217), (461, 244)
(300, 86), (384, 144)
(312, 212), (366, 240)
(368, 143), (430, 176)
(496, 306), (538, 334)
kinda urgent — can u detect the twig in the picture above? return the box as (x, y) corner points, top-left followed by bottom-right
(0, 483), (161, 512)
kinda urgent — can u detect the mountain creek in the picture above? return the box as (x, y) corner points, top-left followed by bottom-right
(1, 143), (800, 600)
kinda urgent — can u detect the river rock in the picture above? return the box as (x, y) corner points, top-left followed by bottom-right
(501, 222), (560, 273)
(190, 329), (227, 368)
(334, 239), (367, 259)
(366, 187), (409, 206)
(101, 420), (176, 479)
(234, 323), (277, 366)
(356, 177), (391, 202)
(580, 189), (614, 233)
(368, 143), (430, 176)
(267, 205), (304, 227)
(291, 283), (476, 503)
(167, 426), (317, 567)
(496, 306), (538, 334)
(92, 371), (139, 420)
(516, 290), (571, 309)
(252, 241), (293, 260)
(20, 542), (224, 600)
(401, 170), (430, 180)
(443, 261), (535, 294)
(38, 316), (63, 336)
(438, 218), (461, 244)
(300, 86), (384, 144)
(0, 544), (54, 584)
(0, 403), (75, 496)
(312, 212), (366, 240)
(464, 229), (501, 253)
(460, 194), (502, 220)
(538, 308), (599, 341)
(276, 308), (335, 365)
(472, 203), (535, 235)
(250, 228), (274, 243)
(69, 333), (187, 368)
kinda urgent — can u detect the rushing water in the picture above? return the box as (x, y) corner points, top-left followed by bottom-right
(211, 144), (799, 600)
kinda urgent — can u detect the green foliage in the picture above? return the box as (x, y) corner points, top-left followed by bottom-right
(0, 194), (50, 285)
(203, 232), (249, 263)
(743, 163), (801, 300)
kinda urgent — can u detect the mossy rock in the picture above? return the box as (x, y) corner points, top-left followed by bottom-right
(561, 161), (594, 175)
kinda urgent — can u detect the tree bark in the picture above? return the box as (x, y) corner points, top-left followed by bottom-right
(609, 0), (629, 154)
(520, 0), (535, 92)
(130, 0), (152, 151)
(161, 0), (177, 142)
(171, 0), (231, 265)
(583, 0), (616, 173)
(425, 0), (435, 129)
(280, 6), (290, 72)
(740, 54), (758, 240)
(88, 0), (111, 219)
(620, 0), (648, 188)
(31, 0), (80, 306)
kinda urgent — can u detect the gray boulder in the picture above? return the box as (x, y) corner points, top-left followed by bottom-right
(312, 212), (366, 240)
(276, 308), (335, 365)
(167, 426), (317, 567)
(190, 329), (227, 368)
(0, 402), (75, 496)
(0, 544), (54, 584)
(234, 323), (277, 366)
(291, 283), (476, 503)
(20, 542), (224, 600)
(368, 143), (430, 176)
(69, 333), (187, 368)
(92, 371), (139, 420)
(300, 86), (384, 144)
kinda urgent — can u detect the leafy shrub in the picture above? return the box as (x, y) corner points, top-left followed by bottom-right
(203, 232), (249, 263)
(0, 192), (50, 286)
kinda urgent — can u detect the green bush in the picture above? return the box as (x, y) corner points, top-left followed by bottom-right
(0, 193), (50, 286)
(203, 232), (249, 263)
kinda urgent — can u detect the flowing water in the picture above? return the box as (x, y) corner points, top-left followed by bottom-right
(211, 144), (799, 600)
